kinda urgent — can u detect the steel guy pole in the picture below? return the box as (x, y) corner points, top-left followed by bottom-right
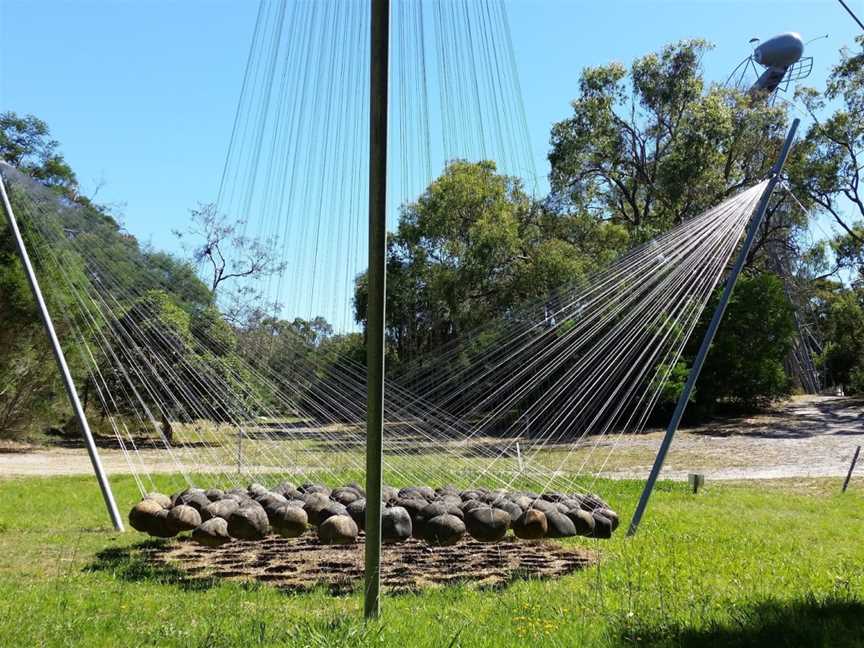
(364, 0), (389, 620)
(0, 167), (124, 532)
(627, 118), (800, 537)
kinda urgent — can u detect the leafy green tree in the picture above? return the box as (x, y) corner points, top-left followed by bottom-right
(355, 160), (626, 362)
(548, 39), (790, 242)
(690, 273), (796, 413)
(791, 35), (864, 281)
(0, 112), (77, 196)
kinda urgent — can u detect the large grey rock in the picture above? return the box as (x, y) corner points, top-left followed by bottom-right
(382, 506), (412, 543)
(270, 504), (308, 538)
(460, 499), (484, 514)
(579, 493), (608, 512)
(346, 499), (367, 529)
(422, 514), (465, 546)
(512, 509), (548, 540)
(192, 518), (231, 547)
(302, 493), (332, 525)
(565, 509), (595, 536)
(247, 483), (269, 497)
(591, 511), (613, 539)
(545, 511), (577, 538)
(317, 515), (358, 545)
(317, 501), (349, 524)
(512, 495), (533, 512)
(528, 499), (557, 514)
(167, 504), (202, 532)
(492, 499), (522, 523)
(129, 499), (163, 533)
(394, 497), (427, 520)
(201, 498), (240, 522)
(299, 483), (331, 497)
(148, 509), (179, 538)
(204, 488), (224, 502)
(331, 487), (361, 505)
(595, 508), (619, 531)
(413, 502), (448, 538)
(144, 492), (171, 509)
(173, 489), (210, 513)
(228, 506), (270, 540)
(464, 506), (510, 542)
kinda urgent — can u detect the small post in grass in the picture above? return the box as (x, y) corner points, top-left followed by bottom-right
(688, 473), (705, 494)
(842, 446), (860, 493)
(364, 0), (389, 621)
(0, 166), (124, 532)
(627, 118), (800, 537)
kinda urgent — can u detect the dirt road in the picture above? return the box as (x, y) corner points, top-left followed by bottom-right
(0, 395), (861, 482)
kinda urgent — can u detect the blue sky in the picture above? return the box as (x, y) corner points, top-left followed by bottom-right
(1, 1), (861, 321)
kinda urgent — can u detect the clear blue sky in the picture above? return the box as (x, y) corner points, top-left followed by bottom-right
(1, 1), (861, 318)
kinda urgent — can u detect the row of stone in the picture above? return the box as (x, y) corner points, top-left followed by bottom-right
(128, 482), (619, 547)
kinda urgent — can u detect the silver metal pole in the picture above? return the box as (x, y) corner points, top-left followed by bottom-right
(364, 0), (389, 621)
(0, 170), (124, 532)
(842, 445), (860, 493)
(627, 118), (800, 537)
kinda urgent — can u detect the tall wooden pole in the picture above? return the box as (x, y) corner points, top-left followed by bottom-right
(364, 0), (389, 620)
(627, 118), (800, 537)
(0, 167), (124, 532)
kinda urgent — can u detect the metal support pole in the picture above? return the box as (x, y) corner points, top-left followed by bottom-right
(842, 445), (860, 493)
(627, 119), (800, 537)
(0, 170), (124, 532)
(364, 0), (389, 621)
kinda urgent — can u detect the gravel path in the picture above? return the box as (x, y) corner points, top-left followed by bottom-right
(1, 395), (861, 482)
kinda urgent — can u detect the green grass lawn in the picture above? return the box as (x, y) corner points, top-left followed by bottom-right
(1, 474), (863, 647)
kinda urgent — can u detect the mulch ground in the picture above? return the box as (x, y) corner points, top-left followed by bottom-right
(148, 534), (596, 594)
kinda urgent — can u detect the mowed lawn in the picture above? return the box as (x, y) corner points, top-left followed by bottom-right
(0, 474), (863, 647)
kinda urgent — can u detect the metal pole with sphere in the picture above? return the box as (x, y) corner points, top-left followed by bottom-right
(627, 118), (800, 537)
(364, 0), (389, 620)
(0, 165), (125, 532)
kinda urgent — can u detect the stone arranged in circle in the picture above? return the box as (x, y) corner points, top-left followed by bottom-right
(302, 493), (333, 525)
(192, 517), (232, 547)
(167, 504), (202, 532)
(382, 506), (412, 543)
(464, 506), (510, 542)
(270, 504), (308, 538)
(129, 499), (163, 534)
(227, 505), (270, 540)
(144, 492), (171, 509)
(565, 508), (595, 536)
(591, 511), (613, 539)
(346, 499), (366, 529)
(317, 514), (358, 545)
(201, 499), (239, 522)
(544, 511), (577, 538)
(595, 508), (619, 531)
(512, 509), (548, 540)
(422, 513), (466, 546)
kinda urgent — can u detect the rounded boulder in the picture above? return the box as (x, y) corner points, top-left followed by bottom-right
(422, 514), (465, 546)
(227, 506), (270, 540)
(192, 517), (232, 547)
(512, 509), (548, 540)
(317, 515), (358, 545)
(464, 506), (510, 543)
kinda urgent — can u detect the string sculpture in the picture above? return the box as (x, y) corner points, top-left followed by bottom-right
(0, 0), (778, 567)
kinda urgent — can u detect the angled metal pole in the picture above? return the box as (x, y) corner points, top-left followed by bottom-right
(0, 169), (124, 531)
(627, 118), (800, 537)
(364, 0), (389, 621)
(842, 446), (861, 493)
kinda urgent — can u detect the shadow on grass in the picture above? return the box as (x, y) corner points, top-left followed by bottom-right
(622, 595), (864, 647)
(85, 540), (220, 592)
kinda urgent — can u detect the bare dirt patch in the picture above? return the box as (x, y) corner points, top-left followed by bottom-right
(148, 534), (595, 594)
